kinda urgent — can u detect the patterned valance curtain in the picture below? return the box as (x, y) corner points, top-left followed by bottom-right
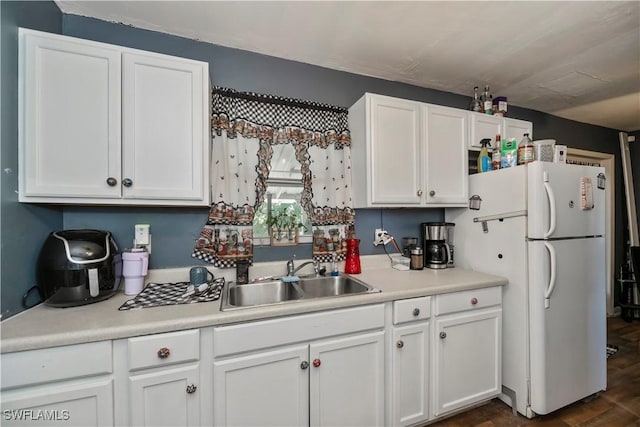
(192, 87), (355, 268)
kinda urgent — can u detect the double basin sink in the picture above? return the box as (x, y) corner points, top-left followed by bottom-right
(221, 274), (381, 311)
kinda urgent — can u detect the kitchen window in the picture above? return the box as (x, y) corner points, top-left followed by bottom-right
(253, 144), (312, 245)
(193, 86), (353, 267)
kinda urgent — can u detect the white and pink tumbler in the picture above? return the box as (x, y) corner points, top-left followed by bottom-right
(122, 248), (149, 295)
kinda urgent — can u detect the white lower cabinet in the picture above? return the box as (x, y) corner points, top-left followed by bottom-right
(309, 332), (385, 427)
(128, 364), (200, 427)
(391, 322), (430, 426)
(1, 378), (114, 427)
(212, 304), (386, 427)
(114, 329), (203, 427)
(213, 344), (309, 426)
(390, 296), (431, 427)
(0, 341), (114, 426)
(432, 287), (503, 418)
(0, 287), (503, 427)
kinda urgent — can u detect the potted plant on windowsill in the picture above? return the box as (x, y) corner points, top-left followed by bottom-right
(267, 207), (306, 246)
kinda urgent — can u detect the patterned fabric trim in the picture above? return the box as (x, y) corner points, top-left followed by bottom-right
(195, 86), (356, 268)
(211, 86), (351, 149)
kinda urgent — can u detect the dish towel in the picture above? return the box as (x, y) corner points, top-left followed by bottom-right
(119, 278), (225, 310)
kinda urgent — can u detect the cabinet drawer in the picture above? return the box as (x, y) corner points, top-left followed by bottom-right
(1, 341), (112, 390)
(128, 329), (199, 371)
(435, 286), (501, 316)
(393, 296), (431, 324)
(214, 304), (385, 357)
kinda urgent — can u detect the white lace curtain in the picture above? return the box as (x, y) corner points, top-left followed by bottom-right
(192, 87), (355, 268)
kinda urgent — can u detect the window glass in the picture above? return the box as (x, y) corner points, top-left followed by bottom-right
(253, 145), (311, 242)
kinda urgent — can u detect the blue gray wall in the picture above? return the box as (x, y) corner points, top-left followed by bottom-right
(1, 1), (63, 319)
(1, 1), (634, 318)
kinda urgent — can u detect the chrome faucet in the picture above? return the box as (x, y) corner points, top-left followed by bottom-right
(286, 257), (321, 276)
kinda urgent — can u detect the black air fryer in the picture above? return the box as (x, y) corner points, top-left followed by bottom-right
(37, 230), (122, 307)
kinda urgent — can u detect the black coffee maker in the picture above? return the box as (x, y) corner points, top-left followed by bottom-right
(421, 222), (455, 269)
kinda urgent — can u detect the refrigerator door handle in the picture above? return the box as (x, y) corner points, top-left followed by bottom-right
(543, 241), (557, 309)
(543, 172), (557, 238)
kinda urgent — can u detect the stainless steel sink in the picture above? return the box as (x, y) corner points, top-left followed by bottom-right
(297, 276), (372, 298)
(226, 280), (303, 308)
(221, 274), (380, 311)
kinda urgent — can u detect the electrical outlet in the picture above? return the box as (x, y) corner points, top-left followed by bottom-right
(374, 228), (388, 246)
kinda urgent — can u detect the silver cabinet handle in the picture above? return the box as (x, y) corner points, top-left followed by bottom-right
(396, 340), (404, 349)
(106, 177), (118, 187)
(417, 189), (423, 197)
(429, 190), (436, 197)
(300, 361), (309, 370)
(439, 332), (447, 339)
(122, 178), (133, 187)
(412, 308), (420, 316)
(186, 384), (197, 394)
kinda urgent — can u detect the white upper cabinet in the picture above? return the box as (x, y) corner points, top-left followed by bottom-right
(19, 30), (122, 200)
(422, 105), (468, 205)
(18, 29), (210, 206)
(121, 53), (206, 202)
(469, 111), (533, 150)
(503, 117), (533, 142)
(349, 93), (468, 208)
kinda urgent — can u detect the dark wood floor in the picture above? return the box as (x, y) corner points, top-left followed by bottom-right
(430, 316), (640, 427)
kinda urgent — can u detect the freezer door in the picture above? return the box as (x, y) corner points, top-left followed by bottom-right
(528, 162), (605, 239)
(468, 166), (527, 217)
(528, 238), (606, 415)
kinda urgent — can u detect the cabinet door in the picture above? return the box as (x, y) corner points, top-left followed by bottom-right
(423, 105), (468, 205)
(504, 117), (533, 141)
(213, 345), (309, 427)
(20, 30), (122, 200)
(310, 331), (385, 427)
(1, 377), (114, 426)
(433, 308), (502, 417)
(128, 364), (200, 427)
(122, 53), (208, 204)
(368, 95), (422, 205)
(392, 322), (430, 427)
(469, 112), (503, 150)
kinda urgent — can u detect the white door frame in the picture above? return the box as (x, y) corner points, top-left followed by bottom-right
(567, 148), (615, 316)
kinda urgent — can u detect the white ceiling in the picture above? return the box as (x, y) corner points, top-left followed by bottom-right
(56, 1), (640, 132)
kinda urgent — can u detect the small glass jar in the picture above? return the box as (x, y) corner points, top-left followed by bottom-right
(410, 247), (424, 270)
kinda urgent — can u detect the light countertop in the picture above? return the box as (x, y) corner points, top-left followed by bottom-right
(0, 256), (507, 354)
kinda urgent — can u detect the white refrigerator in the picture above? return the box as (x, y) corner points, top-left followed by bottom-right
(446, 161), (607, 418)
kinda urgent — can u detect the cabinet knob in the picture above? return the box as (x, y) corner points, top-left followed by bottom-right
(106, 177), (118, 187)
(471, 297), (478, 305)
(122, 178), (133, 187)
(417, 189), (423, 197)
(313, 358), (321, 368)
(157, 347), (171, 359)
(429, 190), (436, 197)
(300, 361), (309, 370)
(186, 384), (197, 394)
(396, 340), (404, 349)
(412, 308), (420, 316)
(439, 332), (447, 339)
